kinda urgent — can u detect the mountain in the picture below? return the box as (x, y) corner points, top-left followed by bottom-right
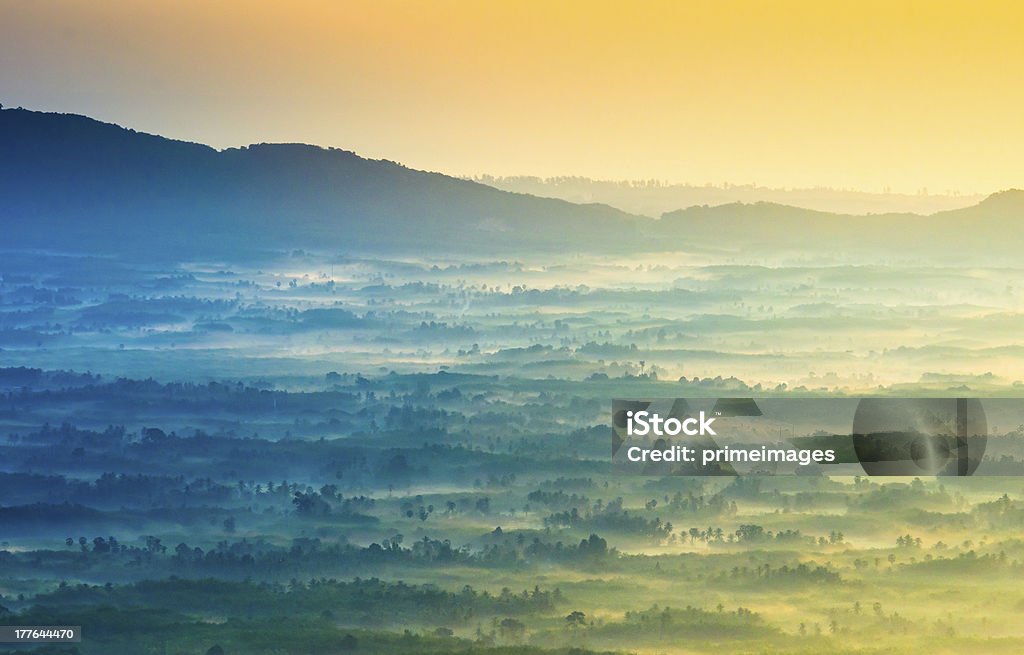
(656, 190), (1024, 259)
(476, 175), (984, 217)
(2, 107), (1022, 262)
(0, 108), (645, 258)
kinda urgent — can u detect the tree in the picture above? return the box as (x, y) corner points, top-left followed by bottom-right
(735, 524), (766, 542)
(498, 617), (525, 641)
(566, 610), (587, 629)
(293, 491), (330, 517)
(578, 533), (607, 558)
(175, 542), (192, 561)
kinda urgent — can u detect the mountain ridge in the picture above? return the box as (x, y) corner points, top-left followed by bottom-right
(0, 107), (645, 257)
(2, 107), (1022, 260)
(477, 174), (989, 217)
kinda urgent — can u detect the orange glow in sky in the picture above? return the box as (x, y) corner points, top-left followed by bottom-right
(2, 0), (1022, 193)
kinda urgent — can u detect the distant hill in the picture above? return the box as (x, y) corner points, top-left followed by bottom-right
(0, 108), (645, 258)
(657, 190), (1024, 259)
(476, 174), (984, 217)
(1, 107), (1021, 261)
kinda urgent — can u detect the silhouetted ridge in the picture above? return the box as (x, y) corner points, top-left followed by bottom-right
(0, 107), (643, 258)
(1, 107), (1021, 260)
(657, 191), (1024, 256)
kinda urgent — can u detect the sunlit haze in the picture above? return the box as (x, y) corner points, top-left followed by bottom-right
(2, 0), (1022, 193)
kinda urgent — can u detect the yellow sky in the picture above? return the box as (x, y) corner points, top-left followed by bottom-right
(1, 0), (1022, 193)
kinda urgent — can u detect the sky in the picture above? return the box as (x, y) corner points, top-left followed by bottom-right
(1, 0), (1022, 194)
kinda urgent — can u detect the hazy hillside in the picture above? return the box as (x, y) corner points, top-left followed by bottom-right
(0, 108), (644, 258)
(2, 107), (1021, 262)
(476, 175), (984, 217)
(657, 191), (1024, 260)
